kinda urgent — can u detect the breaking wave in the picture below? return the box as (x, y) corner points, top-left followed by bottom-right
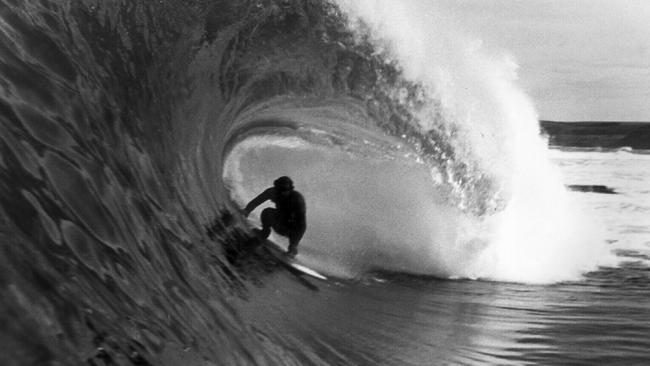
(0, 0), (612, 364)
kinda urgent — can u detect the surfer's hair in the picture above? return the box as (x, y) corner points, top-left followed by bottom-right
(273, 176), (294, 190)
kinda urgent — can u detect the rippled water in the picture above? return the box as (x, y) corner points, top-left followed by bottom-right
(240, 268), (650, 365)
(1, 1), (649, 365)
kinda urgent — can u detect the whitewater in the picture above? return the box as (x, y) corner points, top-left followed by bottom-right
(1, 0), (648, 365)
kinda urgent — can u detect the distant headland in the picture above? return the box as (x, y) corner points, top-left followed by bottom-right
(539, 121), (650, 149)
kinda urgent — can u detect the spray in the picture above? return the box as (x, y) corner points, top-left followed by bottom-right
(335, 0), (613, 282)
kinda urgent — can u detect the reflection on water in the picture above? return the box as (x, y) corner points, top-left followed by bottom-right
(238, 262), (650, 365)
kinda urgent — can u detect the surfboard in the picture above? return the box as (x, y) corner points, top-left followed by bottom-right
(263, 240), (327, 281)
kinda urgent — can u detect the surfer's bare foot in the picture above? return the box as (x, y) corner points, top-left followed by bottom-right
(286, 249), (297, 258)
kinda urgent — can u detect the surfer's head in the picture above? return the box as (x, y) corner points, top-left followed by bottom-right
(274, 176), (294, 196)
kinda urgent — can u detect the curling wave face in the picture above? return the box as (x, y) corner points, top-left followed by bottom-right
(0, 0), (612, 364)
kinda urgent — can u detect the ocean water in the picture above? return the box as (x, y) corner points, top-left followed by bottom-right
(1, 1), (648, 365)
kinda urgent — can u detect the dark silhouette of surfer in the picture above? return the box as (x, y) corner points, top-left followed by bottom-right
(244, 176), (306, 257)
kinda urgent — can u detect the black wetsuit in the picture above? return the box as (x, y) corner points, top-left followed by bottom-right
(245, 187), (306, 254)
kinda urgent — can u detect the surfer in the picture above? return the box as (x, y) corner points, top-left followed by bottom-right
(243, 176), (306, 257)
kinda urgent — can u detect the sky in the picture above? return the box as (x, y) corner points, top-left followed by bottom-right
(433, 0), (650, 121)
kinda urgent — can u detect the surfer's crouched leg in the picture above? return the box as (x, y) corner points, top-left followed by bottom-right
(287, 225), (305, 257)
(259, 207), (276, 239)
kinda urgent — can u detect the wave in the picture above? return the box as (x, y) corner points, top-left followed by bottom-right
(0, 0), (613, 364)
(220, 0), (612, 283)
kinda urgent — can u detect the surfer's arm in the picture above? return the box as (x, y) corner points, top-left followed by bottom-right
(243, 188), (273, 216)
